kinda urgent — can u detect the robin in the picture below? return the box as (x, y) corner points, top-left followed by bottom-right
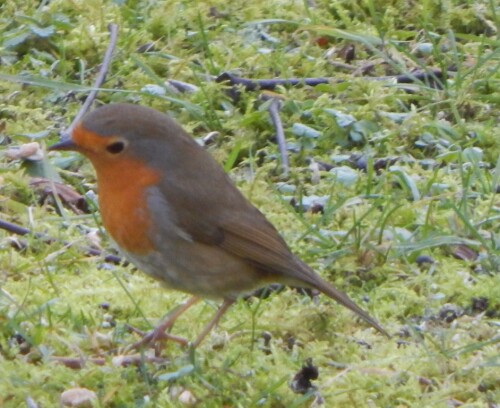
(49, 103), (388, 348)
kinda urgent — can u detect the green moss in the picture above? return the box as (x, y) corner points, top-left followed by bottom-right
(1, 0), (499, 406)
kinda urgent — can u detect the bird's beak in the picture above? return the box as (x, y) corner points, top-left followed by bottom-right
(48, 136), (78, 151)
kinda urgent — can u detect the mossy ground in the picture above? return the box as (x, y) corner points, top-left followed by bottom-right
(1, 0), (499, 407)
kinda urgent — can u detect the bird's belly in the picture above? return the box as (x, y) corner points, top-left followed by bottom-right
(122, 240), (265, 299)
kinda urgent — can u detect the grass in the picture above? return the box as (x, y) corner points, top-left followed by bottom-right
(1, 0), (499, 406)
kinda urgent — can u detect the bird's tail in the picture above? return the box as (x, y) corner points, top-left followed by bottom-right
(294, 260), (390, 337)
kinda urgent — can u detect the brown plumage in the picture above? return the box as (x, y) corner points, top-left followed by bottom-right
(50, 103), (388, 347)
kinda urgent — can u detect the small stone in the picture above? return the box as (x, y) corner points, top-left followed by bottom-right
(412, 42), (434, 57)
(141, 84), (166, 96)
(354, 155), (367, 171)
(86, 230), (101, 249)
(60, 388), (97, 407)
(93, 331), (112, 348)
(438, 304), (463, 323)
(102, 313), (113, 322)
(310, 203), (324, 214)
(416, 255), (434, 267)
(261, 331), (272, 345)
(178, 390), (197, 406)
(471, 297), (488, 313)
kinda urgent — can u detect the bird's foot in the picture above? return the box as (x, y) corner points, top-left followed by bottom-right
(126, 324), (189, 355)
(125, 297), (200, 354)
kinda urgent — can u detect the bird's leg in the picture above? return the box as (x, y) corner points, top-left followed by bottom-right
(125, 324), (189, 345)
(129, 296), (200, 351)
(191, 298), (235, 348)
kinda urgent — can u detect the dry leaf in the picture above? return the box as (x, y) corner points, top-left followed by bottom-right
(30, 177), (88, 213)
(5, 142), (43, 161)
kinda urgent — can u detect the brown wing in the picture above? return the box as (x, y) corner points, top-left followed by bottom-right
(219, 211), (302, 279)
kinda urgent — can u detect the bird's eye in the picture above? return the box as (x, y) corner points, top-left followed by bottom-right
(106, 141), (126, 154)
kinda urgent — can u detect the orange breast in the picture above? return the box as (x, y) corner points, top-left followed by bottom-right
(72, 125), (161, 254)
(96, 158), (160, 254)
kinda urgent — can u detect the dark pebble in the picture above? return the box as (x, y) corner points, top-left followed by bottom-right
(416, 255), (435, 266)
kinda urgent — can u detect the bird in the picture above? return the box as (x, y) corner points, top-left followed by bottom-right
(49, 103), (388, 348)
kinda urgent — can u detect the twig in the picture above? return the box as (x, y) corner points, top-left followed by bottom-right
(167, 79), (199, 94)
(266, 98), (289, 176)
(217, 72), (329, 91)
(51, 354), (168, 369)
(0, 218), (123, 264)
(51, 356), (106, 369)
(0, 219), (31, 236)
(61, 23), (119, 138)
(216, 69), (446, 91)
(86, 247), (124, 265)
(327, 60), (357, 71)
